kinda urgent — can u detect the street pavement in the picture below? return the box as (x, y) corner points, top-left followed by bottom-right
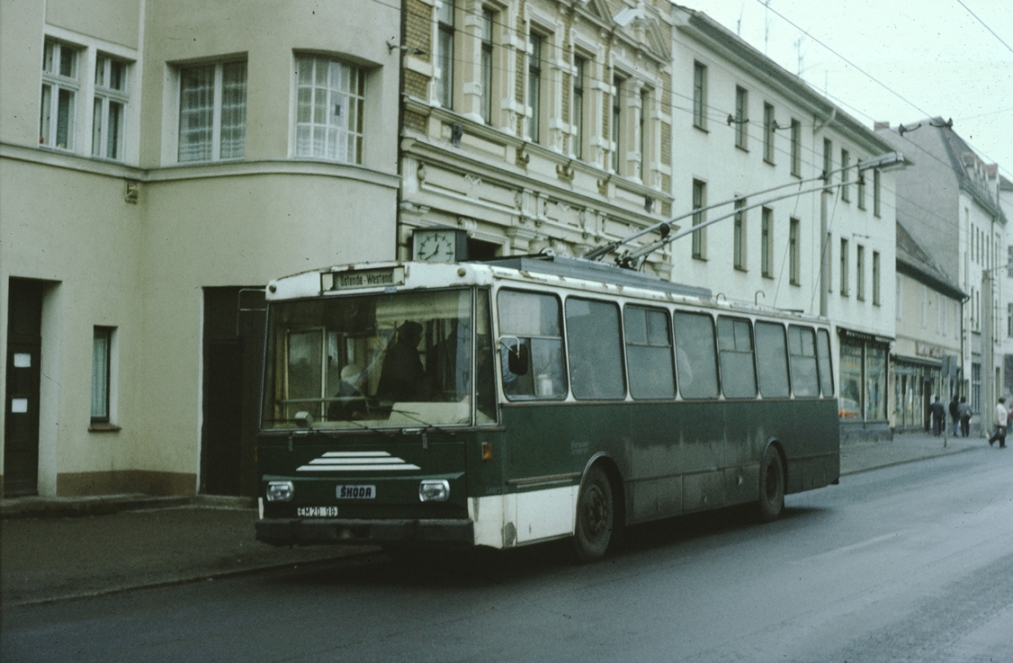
(0, 431), (992, 608)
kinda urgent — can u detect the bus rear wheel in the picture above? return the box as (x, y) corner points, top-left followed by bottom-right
(573, 465), (616, 563)
(757, 447), (785, 522)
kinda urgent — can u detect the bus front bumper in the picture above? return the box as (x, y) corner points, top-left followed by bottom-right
(255, 517), (475, 547)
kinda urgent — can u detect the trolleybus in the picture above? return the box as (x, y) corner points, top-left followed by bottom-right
(255, 254), (840, 561)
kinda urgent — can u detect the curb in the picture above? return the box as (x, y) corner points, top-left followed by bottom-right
(0, 495), (193, 520)
(3, 547), (382, 609)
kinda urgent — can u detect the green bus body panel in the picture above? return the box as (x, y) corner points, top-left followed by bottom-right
(497, 398), (839, 523)
(258, 397), (838, 528)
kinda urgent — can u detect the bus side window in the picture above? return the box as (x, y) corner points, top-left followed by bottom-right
(788, 325), (820, 397)
(717, 316), (757, 398)
(816, 328), (835, 396)
(624, 305), (675, 399)
(754, 322), (790, 398)
(566, 298), (626, 400)
(497, 290), (567, 400)
(673, 311), (719, 399)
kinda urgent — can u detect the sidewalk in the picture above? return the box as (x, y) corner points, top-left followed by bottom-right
(0, 432), (988, 608)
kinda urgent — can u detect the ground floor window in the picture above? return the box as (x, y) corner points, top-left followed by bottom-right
(893, 360), (937, 430)
(838, 334), (888, 421)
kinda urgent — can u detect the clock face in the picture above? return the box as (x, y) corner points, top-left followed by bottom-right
(414, 230), (457, 262)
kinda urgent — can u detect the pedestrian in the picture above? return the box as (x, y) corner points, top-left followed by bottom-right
(930, 396), (946, 436)
(958, 397), (971, 437)
(949, 395), (960, 436)
(987, 396), (1008, 448)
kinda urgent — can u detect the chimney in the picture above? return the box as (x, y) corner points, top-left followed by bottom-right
(874, 121), (890, 131)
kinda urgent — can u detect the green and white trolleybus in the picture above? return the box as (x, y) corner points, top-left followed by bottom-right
(255, 255), (840, 561)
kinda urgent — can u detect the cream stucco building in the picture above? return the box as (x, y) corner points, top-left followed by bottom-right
(1, 0), (401, 498)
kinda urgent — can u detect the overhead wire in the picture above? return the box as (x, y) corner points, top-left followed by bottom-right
(408, 1), (1003, 271)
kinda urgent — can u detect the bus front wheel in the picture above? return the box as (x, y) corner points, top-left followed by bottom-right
(573, 465), (615, 563)
(757, 447), (785, 522)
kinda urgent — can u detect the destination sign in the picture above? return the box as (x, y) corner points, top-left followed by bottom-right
(322, 267), (404, 292)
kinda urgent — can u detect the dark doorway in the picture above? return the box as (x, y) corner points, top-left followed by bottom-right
(4, 279), (43, 497)
(200, 287), (265, 497)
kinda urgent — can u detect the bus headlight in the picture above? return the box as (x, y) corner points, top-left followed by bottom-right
(419, 480), (450, 502)
(266, 481), (294, 502)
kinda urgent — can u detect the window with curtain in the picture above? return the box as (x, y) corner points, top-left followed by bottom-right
(178, 60), (247, 162)
(295, 56), (365, 163)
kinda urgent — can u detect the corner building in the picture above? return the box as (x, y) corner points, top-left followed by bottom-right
(0, 0), (401, 498)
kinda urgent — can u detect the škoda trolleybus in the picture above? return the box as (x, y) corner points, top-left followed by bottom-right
(255, 254), (840, 561)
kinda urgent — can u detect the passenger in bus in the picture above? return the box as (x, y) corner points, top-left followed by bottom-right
(327, 364), (368, 421)
(499, 340), (526, 396)
(377, 321), (427, 402)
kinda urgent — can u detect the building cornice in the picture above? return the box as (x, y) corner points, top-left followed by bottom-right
(403, 100), (671, 229)
(0, 142), (400, 189)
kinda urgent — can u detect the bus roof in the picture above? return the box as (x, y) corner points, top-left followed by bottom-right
(266, 255), (829, 325)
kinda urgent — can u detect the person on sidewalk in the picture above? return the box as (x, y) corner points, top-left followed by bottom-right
(930, 396), (946, 436)
(987, 396), (1008, 448)
(959, 397), (972, 437)
(949, 395), (960, 436)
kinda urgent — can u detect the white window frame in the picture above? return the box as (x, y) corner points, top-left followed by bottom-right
(763, 103), (776, 164)
(40, 39), (81, 151)
(733, 197), (747, 271)
(92, 53), (129, 161)
(789, 218), (801, 285)
(177, 60), (247, 163)
(572, 55), (586, 160)
(856, 244), (865, 301)
(692, 179), (707, 260)
(41, 30), (139, 164)
(734, 86), (748, 150)
(480, 9), (494, 125)
(527, 32), (544, 143)
(692, 61), (707, 130)
(294, 55), (365, 164)
(437, 0), (455, 109)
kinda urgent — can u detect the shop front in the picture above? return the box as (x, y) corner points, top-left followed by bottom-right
(892, 357), (940, 432)
(838, 329), (892, 443)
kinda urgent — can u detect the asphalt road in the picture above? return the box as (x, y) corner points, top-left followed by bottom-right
(3, 449), (1011, 663)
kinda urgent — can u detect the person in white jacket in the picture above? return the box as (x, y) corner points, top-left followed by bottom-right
(987, 397), (1008, 448)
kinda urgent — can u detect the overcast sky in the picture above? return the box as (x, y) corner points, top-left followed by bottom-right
(685, 0), (1013, 182)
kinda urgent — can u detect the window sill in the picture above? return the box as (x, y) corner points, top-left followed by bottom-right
(89, 423), (121, 433)
(692, 255), (707, 262)
(693, 124), (709, 134)
(735, 144), (749, 153)
(764, 159), (776, 167)
(734, 265), (748, 273)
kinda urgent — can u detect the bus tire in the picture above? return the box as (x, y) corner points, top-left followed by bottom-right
(572, 465), (615, 563)
(757, 446), (785, 522)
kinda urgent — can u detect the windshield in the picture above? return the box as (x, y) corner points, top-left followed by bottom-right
(262, 288), (495, 430)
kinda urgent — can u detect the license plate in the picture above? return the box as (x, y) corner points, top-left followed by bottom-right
(297, 506), (339, 518)
(336, 485), (376, 499)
